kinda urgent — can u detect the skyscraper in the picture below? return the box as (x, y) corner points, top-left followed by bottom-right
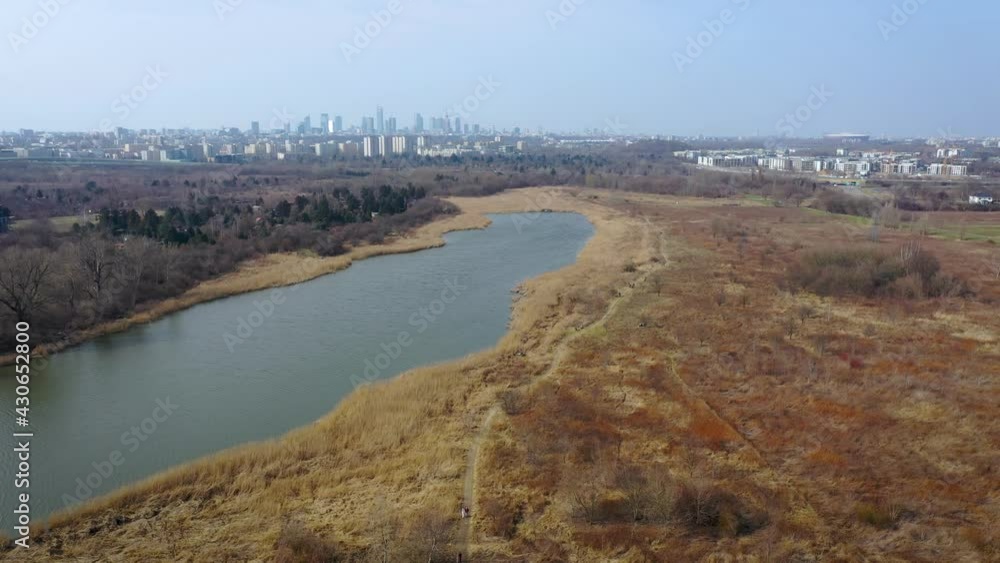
(376, 106), (385, 134)
(387, 117), (397, 134)
(414, 113), (424, 134)
(320, 113), (329, 135)
(333, 116), (343, 133)
(362, 117), (374, 135)
(250, 121), (260, 136)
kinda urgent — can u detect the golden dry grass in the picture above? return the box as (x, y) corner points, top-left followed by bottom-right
(6, 189), (998, 562)
(9, 188), (649, 561)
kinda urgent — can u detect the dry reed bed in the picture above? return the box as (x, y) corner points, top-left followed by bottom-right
(11, 188), (648, 561)
(470, 198), (997, 561)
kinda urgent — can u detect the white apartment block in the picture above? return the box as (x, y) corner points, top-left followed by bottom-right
(835, 160), (871, 177)
(936, 148), (965, 158)
(390, 136), (410, 155)
(928, 163), (968, 176)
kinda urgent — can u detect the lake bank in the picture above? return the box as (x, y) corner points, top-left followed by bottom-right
(0, 209), (491, 368)
(19, 188), (656, 561)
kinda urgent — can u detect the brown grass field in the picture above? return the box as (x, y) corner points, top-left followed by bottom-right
(4, 188), (998, 562)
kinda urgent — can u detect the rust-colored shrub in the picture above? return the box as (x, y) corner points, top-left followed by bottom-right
(674, 482), (768, 537)
(273, 523), (341, 563)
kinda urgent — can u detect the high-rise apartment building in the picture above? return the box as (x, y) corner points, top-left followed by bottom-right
(363, 135), (385, 158)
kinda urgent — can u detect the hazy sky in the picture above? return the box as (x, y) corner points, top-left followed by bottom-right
(2, 0), (996, 137)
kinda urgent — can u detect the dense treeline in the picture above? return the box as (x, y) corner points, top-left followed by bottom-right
(0, 181), (452, 349)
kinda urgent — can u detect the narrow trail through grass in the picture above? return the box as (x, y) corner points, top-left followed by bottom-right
(457, 219), (668, 560)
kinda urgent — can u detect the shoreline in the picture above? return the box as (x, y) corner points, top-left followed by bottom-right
(36, 188), (638, 533)
(0, 209), (492, 368)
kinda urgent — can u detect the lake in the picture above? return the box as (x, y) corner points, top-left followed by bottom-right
(0, 212), (594, 525)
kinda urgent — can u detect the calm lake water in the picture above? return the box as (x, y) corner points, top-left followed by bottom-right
(0, 212), (593, 525)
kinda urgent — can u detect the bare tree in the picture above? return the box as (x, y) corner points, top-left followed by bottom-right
(869, 208), (882, 243)
(0, 247), (52, 323)
(367, 497), (400, 563)
(406, 504), (455, 563)
(569, 464), (610, 524)
(76, 235), (117, 316)
(118, 238), (155, 310)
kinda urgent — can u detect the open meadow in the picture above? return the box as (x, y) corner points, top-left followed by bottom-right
(4, 188), (997, 562)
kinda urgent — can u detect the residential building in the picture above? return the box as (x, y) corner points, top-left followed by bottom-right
(391, 135), (409, 154)
(936, 148), (965, 158)
(928, 163), (968, 176)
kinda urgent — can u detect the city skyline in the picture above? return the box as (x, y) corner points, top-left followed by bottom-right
(4, 0), (999, 137)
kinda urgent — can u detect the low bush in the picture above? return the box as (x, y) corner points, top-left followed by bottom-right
(815, 191), (878, 217)
(674, 481), (768, 537)
(789, 246), (970, 299)
(274, 523), (342, 563)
